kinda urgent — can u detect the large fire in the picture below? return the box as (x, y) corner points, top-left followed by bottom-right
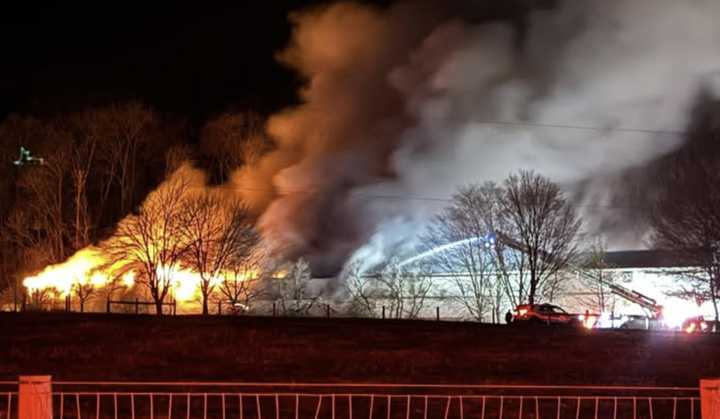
(23, 248), (111, 298)
(22, 246), (258, 311)
(20, 165), (267, 313)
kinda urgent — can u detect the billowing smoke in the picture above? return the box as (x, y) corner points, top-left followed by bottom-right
(233, 0), (720, 274)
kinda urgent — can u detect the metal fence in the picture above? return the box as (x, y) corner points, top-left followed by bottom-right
(0, 381), (704, 419)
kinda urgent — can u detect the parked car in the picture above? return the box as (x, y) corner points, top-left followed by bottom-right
(512, 303), (586, 327)
(617, 314), (664, 330)
(619, 315), (651, 330)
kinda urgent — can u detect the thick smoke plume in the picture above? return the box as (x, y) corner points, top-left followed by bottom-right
(234, 0), (720, 273)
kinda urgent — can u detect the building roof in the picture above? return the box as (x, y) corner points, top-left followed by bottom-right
(602, 250), (697, 269)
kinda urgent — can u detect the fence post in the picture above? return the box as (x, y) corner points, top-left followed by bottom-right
(218, 300), (222, 316)
(436, 306), (440, 321)
(326, 304), (331, 318)
(273, 302), (277, 317)
(173, 299), (177, 316)
(701, 378), (720, 419)
(382, 306), (385, 319)
(106, 298), (111, 313)
(13, 282), (18, 312)
(19, 375), (53, 419)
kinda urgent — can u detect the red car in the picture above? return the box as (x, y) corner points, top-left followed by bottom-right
(513, 303), (595, 328)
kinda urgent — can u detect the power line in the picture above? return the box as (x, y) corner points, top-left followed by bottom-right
(200, 118), (686, 210)
(459, 119), (686, 136)
(218, 185), (644, 211)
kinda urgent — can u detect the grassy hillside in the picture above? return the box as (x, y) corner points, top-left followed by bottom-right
(2, 313), (719, 385)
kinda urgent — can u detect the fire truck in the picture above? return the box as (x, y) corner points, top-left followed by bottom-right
(495, 231), (665, 329)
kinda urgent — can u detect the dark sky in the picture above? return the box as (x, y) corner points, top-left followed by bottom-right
(0, 2), (388, 121)
(0, 1), (546, 123)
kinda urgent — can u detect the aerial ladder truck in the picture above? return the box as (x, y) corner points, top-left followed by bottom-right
(494, 231), (664, 324)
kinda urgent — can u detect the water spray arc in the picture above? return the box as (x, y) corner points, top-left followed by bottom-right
(399, 230), (672, 324)
(397, 234), (497, 267)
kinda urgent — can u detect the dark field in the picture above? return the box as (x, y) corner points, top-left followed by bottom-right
(1, 313), (719, 385)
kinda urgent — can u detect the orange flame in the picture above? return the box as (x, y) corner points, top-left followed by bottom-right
(23, 248), (110, 297)
(23, 246), (260, 311)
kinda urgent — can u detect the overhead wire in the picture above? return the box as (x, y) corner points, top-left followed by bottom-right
(446, 119), (686, 136)
(219, 185), (645, 211)
(205, 118), (686, 211)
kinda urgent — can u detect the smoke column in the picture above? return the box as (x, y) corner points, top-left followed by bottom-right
(232, 0), (720, 273)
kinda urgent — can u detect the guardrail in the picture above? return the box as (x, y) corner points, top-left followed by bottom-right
(1, 379), (716, 419)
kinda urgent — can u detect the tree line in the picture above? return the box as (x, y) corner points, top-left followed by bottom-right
(0, 102), (271, 311)
(2, 100), (719, 321)
(344, 170), (583, 322)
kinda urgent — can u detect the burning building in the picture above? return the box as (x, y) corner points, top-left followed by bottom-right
(8, 0), (720, 324)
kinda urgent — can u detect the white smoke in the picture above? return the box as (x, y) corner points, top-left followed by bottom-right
(352, 0), (720, 262)
(243, 0), (720, 269)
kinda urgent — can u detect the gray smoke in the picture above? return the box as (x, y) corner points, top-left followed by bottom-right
(233, 0), (720, 273)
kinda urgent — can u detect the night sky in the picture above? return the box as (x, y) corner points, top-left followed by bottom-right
(0, 1), (537, 122)
(0, 2), (350, 120)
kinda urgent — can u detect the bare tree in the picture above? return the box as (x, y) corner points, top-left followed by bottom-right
(165, 144), (196, 176)
(67, 117), (100, 250)
(500, 170), (582, 305)
(0, 103), (185, 309)
(651, 146), (720, 321)
(217, 254), (265, 314)
(178, 193), (259, 315)
(375, 258), (435, 319)
(72, 281), (97, 313)
(420, 183), (530, 320)
(200, 111), (270, 182)
(273, 258), (320, 316)
(573, 239), (618, 313)
(343, 260), (382, 317)
(0, 119), (23, 305)
(103, 175), (190, 314)
(26, 287), (59, 311)
(421, 184), (501, 321)
(15, 243), (62, 310)
(97, 273), (133, 308)
(66, 103), (160, 239)
(95, 102), (158, 216)
(10, 124), (72, 264)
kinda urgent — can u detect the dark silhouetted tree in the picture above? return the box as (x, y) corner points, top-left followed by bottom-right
(651, 146), (720, 321)
(103, 175), (190, 315)
(179, 193), (259, 315)
(500, 170), (581, 305)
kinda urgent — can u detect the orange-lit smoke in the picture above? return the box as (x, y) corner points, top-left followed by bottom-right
(228, 2), (444, 270)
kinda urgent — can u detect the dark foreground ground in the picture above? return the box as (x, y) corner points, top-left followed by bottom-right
(1, 313), (719, 385)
